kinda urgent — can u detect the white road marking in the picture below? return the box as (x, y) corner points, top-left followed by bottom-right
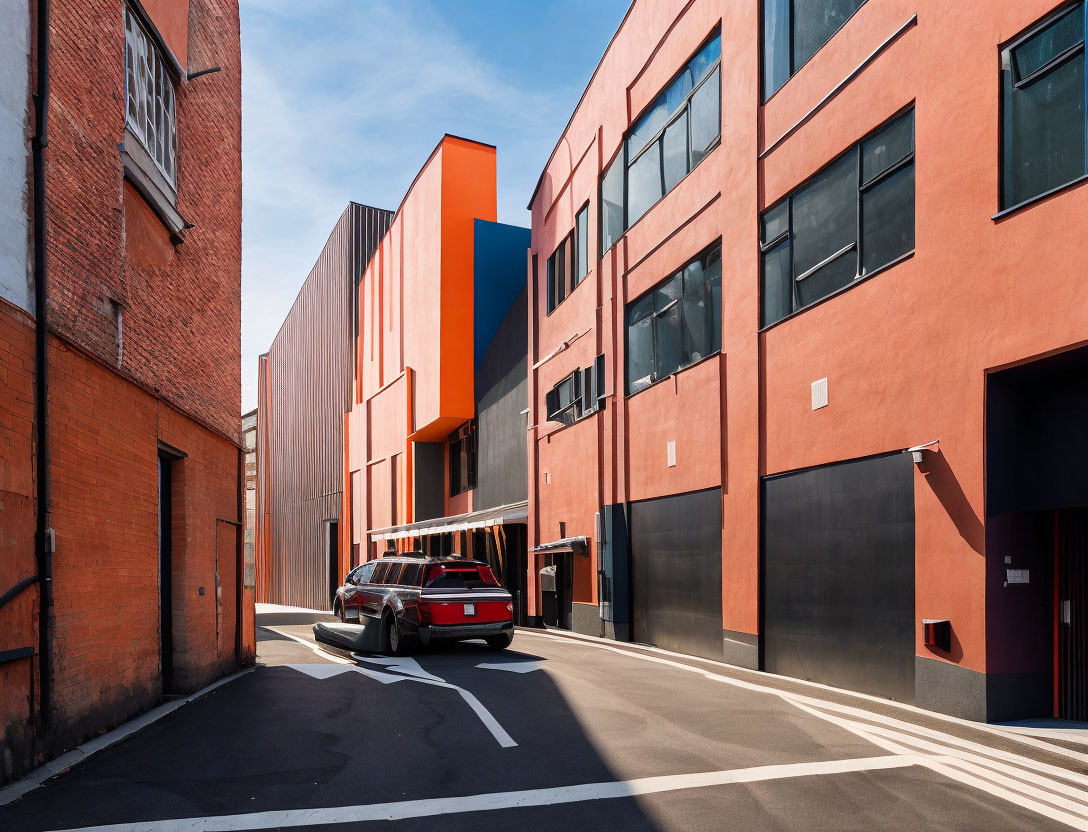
(520, 630), (1088, 829)
(266, 627), (516, 747)
(45, 755), (919, 832)
(261, 627), (355, 665)
(523, 628), (1088, 765)
(475, 661), (544, 674)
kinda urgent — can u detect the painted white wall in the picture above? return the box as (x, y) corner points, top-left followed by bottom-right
(0, 0), (32, 313)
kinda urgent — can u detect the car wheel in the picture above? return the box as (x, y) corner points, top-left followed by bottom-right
(386, 612), (404, 655)
(485, 632), (513, 650)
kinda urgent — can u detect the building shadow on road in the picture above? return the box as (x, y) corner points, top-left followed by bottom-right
(1, 631), (665, 832)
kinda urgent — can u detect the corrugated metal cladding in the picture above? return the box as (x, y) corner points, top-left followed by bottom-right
(257, 202), (391, 610)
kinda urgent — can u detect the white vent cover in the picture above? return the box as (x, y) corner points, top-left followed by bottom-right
(545, 472), (551, 484)
(666, 440), (677, 467)
(811, 377), (829, 410)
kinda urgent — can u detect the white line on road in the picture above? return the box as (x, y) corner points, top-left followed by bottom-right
(45, 755), (919, 832)
(265, 627), (516, 748)
(518, 631), (1088, 829)
(475, 660), (544, 674)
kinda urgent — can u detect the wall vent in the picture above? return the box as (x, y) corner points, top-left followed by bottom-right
(666, 440), (677, 467)
(811, 378), (829, 410)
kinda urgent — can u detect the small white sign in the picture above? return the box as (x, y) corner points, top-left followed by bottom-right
(1006, 569), (1030, 584)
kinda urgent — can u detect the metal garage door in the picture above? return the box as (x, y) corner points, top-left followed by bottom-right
(630, 488), (722, 661)
(762, 453), (915, 702)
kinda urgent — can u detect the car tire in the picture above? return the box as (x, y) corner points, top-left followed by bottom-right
(485, 632), (513, 650)
(385, 612), (405, 656)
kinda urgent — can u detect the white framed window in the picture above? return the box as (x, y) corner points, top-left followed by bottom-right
(125, 8), (177, 185)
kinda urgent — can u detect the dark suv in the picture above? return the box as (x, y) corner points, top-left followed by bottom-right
(332, 555), (514, 654)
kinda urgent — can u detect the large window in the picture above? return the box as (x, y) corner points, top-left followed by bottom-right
(625, 242), (722, 396)
(600, 32), (722, 255)
(448, 421), (476, 496)
(760, 109), (914, 328)
(1001, 3), (1087, 209)
(125, 8), (177, 184)
(546, 205), (590, 313)
(762, 0), (866, 100)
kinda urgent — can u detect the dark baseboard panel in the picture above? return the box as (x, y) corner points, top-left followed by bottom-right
(572, 601), (602, 637)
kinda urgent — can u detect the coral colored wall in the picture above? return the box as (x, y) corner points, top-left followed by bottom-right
(529, 0), (1087, 694)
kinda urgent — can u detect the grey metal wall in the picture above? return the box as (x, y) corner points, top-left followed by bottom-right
(762, 453), (916, 703)
(475, 288), (528, 510)
(629, 488), (723, 661)
(258, 202), (390, 609)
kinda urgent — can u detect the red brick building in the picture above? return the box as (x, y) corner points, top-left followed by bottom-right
(0, 0), (250, 784)
(529, 0), (1088, 722)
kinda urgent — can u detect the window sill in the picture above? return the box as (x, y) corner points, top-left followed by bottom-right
(121, 127), (187, 242)
(624, 349), (721, 400)
(759, 249), (914, 333)
(992, 173), (1088, 222)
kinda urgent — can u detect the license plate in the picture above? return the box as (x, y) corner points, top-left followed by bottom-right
(463, 603), (476, 616)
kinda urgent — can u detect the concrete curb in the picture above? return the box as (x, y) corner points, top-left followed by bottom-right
(0, 666), (257, 806)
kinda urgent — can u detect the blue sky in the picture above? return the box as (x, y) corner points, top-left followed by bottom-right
(240, 0), (630, 410)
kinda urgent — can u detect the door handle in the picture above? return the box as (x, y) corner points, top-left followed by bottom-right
(1060, 600), (1072, 626)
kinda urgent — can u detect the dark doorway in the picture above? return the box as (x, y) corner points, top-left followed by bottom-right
(539, 550), (573, 630)
(762, 454), (915, 703)
(326, 521), (339, 609)
(987, 345), (1088, 720)
(157, 452), (175, 695)
(629, 488), (723, 661)
(1056, 508), (1088, 721)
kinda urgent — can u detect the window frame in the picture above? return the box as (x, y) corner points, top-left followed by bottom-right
(760, 0), (869, 102)
(758, 107), (915, 331)
(996, 1), (1088, 216)
(600, 29), (723, 255)
(624, 240), (724, 398)
(124, 5), (179, 186)
(574, 202), (590, 286)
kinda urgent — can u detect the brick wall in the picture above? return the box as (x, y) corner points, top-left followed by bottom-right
(45, 0), (242, 442)
(0, 0), (245, 784)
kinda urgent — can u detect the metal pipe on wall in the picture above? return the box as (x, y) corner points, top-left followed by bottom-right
(31, 0), (54, 732)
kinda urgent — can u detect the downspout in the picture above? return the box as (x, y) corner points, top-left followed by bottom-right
(235, 446), (243, 664)
(31, 0), (54, 730)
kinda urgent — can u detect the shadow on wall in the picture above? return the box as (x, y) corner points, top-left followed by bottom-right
(919, 449), (984, 556)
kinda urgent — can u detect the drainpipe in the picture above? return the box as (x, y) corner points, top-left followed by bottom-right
(31, 0), (54, 731)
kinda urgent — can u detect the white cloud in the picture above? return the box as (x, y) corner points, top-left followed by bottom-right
(239, 0), (567, 410)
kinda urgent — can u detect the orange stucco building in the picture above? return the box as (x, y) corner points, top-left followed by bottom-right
(529, 0), (1088, 721)
(343, 136), (531, 611)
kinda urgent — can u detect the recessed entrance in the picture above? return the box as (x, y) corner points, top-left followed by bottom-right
(987, 344), (1088, 720)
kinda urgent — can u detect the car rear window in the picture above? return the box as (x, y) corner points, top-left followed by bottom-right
(424, 564), (499, 589)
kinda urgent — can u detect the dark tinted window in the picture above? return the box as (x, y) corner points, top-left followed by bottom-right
(355, 562), (377, 584)
(1001, 4), (1087, 208)
(545, 370), (582, 426)
(601, 31), (721, 252)
(762, 0), (865, 100)
(400, 563), (424, 587)
(448, 421), (476, 496)
(371, 561), (393, 584)
(424, 564), (497, 589)
(761, 109), (914, 327)
(626, 241), (722, 395)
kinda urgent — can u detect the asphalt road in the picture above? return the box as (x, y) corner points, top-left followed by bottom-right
(3, 619), (1088, 831)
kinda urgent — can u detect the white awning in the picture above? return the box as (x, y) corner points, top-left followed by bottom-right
(368, 500), (528, 542)
(531, 536), (588, 555)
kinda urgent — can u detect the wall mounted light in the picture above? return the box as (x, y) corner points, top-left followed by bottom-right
(907, 439), (939, 465)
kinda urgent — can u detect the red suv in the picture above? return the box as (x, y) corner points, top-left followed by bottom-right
(332, 555), (514, 654)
